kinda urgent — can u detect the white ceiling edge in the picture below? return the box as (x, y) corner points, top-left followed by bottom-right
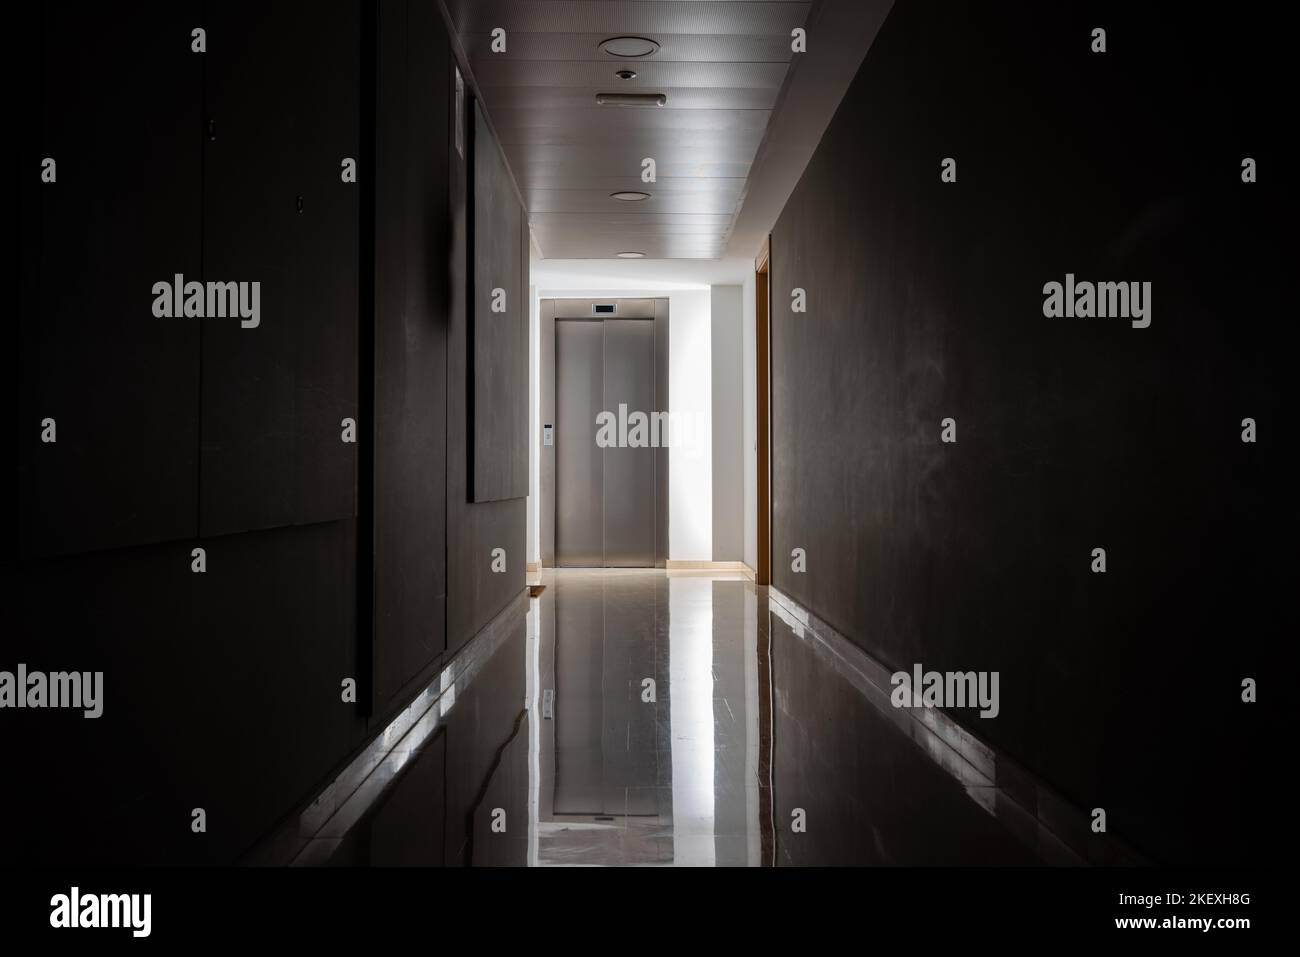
(724, 0), (895, 261)
(532, 256), (752, 292)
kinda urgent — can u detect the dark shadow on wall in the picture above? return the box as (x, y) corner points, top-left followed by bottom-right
(9, 0), (528, 866)
(768, 0), (1289, 865)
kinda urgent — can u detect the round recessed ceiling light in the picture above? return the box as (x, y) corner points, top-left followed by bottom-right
(616, 251), (645, 259)
(615, 69), (638, 80)
(599, 36), (660, 58)
(610, 190), (651, 202)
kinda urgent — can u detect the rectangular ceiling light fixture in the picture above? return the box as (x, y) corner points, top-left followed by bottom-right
(596, 93), (667, 107)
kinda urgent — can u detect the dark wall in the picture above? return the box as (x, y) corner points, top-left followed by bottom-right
(11, 0), (529, 865)
(324, 604), (529, 868)
(365, 0), (526, 712)
(367, 0), (451, 718)
(13, 2), (364, 865)
(19, 3), (203, 557)
(443, 615), (529, 866)
(769, 612), (1039, 866)
(200, 0), (360, 536)
(446, 87), (528, 654)
(769, 1), (1288, 865)
(469, 103), (529, 504)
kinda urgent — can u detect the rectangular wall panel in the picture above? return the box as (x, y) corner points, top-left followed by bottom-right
(469, 101), (528, 503)
(20, 3), (202, 557)
(369, 0), (450, 715)
(12, 521), (357, 865)
(199, 0), (359, 535)
(446, 59), (527, 657)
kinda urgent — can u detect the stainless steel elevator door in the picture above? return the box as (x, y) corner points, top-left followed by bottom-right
(555, 321), (603, 566)
(602, 320), (656, 566)
(554, 318), (657, 567)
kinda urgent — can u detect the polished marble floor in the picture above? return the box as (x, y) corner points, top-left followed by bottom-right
(313, 569), (1102, 866)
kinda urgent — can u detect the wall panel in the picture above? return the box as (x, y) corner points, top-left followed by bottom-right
(12, 520), (357, 865)
(200, 0), (359, 535)
(20, 3), (202, 557)
(769, 0), (1285, 864)
(447, 78), (528, 653)
(469, 101), (529, 503)
(369, 0), (451, 715)
(12, 0), (534, 867)
(12, 2), (366, 867)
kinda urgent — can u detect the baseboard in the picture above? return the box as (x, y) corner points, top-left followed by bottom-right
(243, 588), (530, 866)
(665, 560), (750, 571)
(766, 586), (1146, 866)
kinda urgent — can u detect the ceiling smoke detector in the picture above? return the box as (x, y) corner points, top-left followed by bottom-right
(610, 191), (651, 202)
(599, 36), (660, 58)
(616, 251), (646, 259)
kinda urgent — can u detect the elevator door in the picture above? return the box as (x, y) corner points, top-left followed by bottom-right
(555, 321), (603, 566)
(555, 318), (657, 567)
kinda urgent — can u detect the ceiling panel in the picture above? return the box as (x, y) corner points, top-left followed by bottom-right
(461, 32), (798, 62)
(506, 140), (762, 164)
(497, 126), (767, 152)
(538, 229), (728, 243)
(449, 2), (811, 36)
(510, 157), (755, 180)
(526, 178), (747, 200)
(471, 60), (793, 90)
(477, 85), (782, 111)
(527, 191), (743, 215)
(530, 211), (736, 225)
(455, 0), (814, 259)
(533, 222), (735, 237)
(539, 238), (730, 260)
(491, 107), (772, 133)
(516, 173), (749, 191)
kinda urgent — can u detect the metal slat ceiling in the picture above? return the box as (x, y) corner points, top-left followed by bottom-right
(450, 0), (814, 260)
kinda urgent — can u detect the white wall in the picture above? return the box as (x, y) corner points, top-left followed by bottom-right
(710, 285), (744, 561)
(668, 288), (713, 560)
(533, 286), (713, 562)
(742, 271), (757, 572)
(527, 284), (540, 566)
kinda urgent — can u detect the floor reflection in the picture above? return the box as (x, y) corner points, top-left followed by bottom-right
(532, 572), (757, 865)
(319, 569), (1070, 866)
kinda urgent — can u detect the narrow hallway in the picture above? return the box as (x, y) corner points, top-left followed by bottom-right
(8, 0), (1284, 940)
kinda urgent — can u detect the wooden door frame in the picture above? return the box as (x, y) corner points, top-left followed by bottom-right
(755, 237), (771, 585)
